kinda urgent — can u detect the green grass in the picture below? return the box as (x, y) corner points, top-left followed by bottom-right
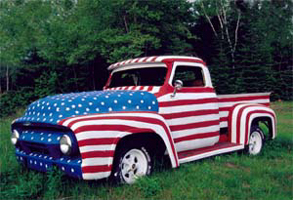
(0, 102), (292, 199)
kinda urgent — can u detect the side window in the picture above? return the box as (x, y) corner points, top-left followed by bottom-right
(173, 66), (205, 87)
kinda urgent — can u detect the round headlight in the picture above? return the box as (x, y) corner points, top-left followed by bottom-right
(60, 135), (72, 155)
(11, 129), (19, 145)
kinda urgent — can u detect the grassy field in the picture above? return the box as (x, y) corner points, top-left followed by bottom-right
(0, 102), (292, 200)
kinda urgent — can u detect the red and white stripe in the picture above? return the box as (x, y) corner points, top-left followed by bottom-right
(108, 56), (204, 70)
(59, 112), (179, 180)
(158, 92), (220, 152)
(228, 103), (276, 145)
(106, 86), (161, 94)
(218, 93), (271, 128)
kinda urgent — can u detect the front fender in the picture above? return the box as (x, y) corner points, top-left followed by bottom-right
(59, 111), (178, 180)
(228, 103), (276, 145)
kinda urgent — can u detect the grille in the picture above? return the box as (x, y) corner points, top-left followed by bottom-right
(13, 123), (80, 158)
(14, 125), (68, 158)
(19, 141), (50, 155)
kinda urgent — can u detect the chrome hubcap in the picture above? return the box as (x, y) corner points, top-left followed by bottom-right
(121, 149), (148, 184)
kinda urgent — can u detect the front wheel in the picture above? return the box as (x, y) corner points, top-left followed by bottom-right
(247, 127), (264, 155)
(112, 146), (152, 184)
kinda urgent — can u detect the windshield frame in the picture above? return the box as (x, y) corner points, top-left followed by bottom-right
(108, 63), (168, 88)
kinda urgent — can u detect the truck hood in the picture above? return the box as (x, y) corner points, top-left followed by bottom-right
(14, 90), (158, 125)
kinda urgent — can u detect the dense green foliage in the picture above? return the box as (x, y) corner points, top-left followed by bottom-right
(0, 0), (292, 117)
(0, 102), (292, 199)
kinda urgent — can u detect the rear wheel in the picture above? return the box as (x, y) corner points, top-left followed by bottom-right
(247, 127), (264, 155)
(111, 145), (152, 184)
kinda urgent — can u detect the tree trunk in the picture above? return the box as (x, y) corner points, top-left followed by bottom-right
(201, 3), (218, 37)
(6, 65), (9, 92)
(123, 15), (129, 33)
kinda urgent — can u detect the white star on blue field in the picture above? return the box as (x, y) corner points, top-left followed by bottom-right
(16, 91), (158, 125)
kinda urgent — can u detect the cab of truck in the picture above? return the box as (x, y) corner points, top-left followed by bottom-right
(105, 56), (220, 153)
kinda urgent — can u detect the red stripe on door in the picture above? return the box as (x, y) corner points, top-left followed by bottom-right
(174, 131), (219, 143)
(159, 98), (218, 107)
(170, 120), (219, 131)
(161, 109), (219, 119)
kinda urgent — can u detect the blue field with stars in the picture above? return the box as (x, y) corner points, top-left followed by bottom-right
(15, 90), (159, 125)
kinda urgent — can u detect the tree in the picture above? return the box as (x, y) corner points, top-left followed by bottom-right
(0, 0), (196, 93)
(193, 0), (242, 68)
(0, 0), (292, 119)
(235, 0), (292, 99)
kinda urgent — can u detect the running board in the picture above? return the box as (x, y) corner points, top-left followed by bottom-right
(178, 142), (244, 164)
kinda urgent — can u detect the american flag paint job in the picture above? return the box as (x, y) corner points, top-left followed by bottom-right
(178, 142), (243, 164)
(108, 56), (205, 70)
(106, 60), (221, 153)
(106, 86), (161, 95)
(105, 59), (273, 153)
(15, 148), (83, 178)
(105, 88), (221, 152)
(228, 103), (276, 146)
(15, 90), (159, 125)
(12, 56), (277, 181)
(59, 112), (179, 180)
(157, 90), (221, 153)
(218, 93), (271, 128)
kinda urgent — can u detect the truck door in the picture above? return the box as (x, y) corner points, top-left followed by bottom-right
(160, 61), (221, 153)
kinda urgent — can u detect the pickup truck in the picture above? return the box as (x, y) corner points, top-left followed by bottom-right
(11, 56), (276, 184)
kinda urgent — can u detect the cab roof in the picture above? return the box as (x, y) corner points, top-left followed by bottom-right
(107, 55), (205, 71)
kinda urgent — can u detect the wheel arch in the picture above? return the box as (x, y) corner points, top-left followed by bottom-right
(228, 103), (276, 146)
(247, 113), (276, 144)
(61, 111), (179, 180)
(111, 131), (177, 169)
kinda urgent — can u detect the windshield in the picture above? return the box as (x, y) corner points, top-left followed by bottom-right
(109, 67), (167, 87)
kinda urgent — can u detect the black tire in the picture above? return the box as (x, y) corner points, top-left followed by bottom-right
(246, 126), (264, 155)
(111, 143), (152, 184)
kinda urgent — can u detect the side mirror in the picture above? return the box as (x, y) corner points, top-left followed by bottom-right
(171, 80), (183, 97)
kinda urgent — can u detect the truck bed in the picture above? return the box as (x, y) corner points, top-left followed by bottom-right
(218, 92), (271, 128)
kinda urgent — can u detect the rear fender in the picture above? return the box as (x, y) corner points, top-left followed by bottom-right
(228, 103), (276, 145)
